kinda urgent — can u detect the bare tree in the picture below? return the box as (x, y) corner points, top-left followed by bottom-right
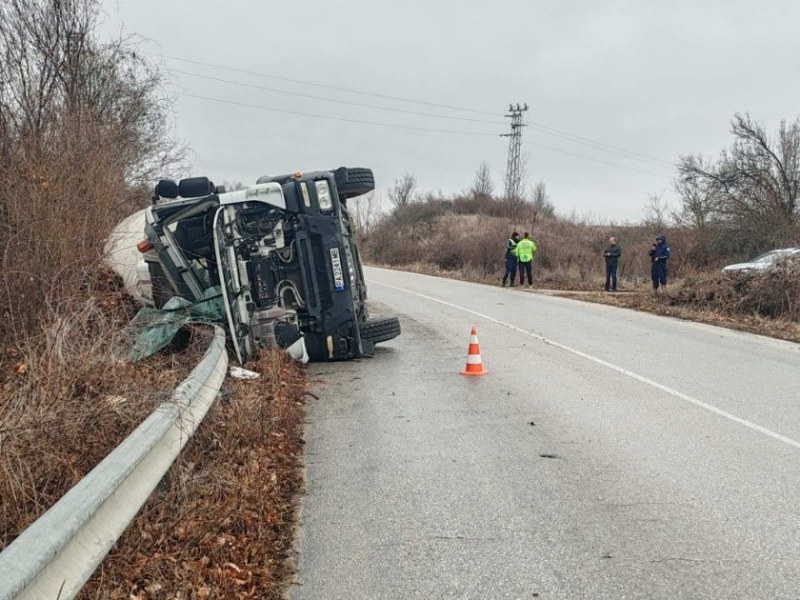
(643, 193), (671, 231)
(672, 156), (716, 229)
(677, 112), (800, 247)
(470, 161), (494, 199)
(388, 172), (417, 209)
(0, 0), (183, 186)
(530, 180), (555, 217)
(0, 0), (182, 340)
(350, 191), (383, 244)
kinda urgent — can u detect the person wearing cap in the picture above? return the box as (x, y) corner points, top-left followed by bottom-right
(649, 234), (671, 292)
(502, 232), (520, 287)
(516, 232), (537, 288)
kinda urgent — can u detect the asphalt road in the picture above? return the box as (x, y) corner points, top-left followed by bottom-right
(292, 267), (800, 600)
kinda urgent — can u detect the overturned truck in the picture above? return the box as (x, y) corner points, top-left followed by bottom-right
(133, 167), (400, 363)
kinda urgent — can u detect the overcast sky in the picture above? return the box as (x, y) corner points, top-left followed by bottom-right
(103, 0), (800, 221)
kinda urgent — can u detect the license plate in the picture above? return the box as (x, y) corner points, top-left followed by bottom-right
(330, 247), (345, 292)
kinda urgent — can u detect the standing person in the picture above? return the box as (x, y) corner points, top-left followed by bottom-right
(603, 236), (621, 291)
(516, 232), (537, 287)
(502, 232), (520, 287)
(649, 234), (670, 292)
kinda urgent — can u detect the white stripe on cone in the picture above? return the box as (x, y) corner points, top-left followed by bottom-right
(466, 354), (483, 364)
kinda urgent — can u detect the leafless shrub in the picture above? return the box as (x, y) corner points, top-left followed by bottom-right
(367, 192), (685, 288)
(349, 191), (384, 248)
(676, 113), (800, 256)
(0, 0), (182, 344)
(642, 192), (672, 231)
(0, 0), (188, 558)
(670, 257), (800, 321)
(469, 161), (494, 200)
(530, 180), (555, 219)
(387, 172), (417, 209)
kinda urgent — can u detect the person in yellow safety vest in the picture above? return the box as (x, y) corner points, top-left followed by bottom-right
(516, 232), (537, 287)
(502, 231), (520, 287)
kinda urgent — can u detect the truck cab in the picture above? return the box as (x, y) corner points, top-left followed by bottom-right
(139, 167), (400, 363)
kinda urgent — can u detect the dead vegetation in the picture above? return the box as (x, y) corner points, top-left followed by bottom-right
(363, 196), (721, 289)
(554, 259), (800, 342)
(1, 283), (308, 598)
(669, 260), (800, 322)
(0, 0), (182, 346)
(0, 272), (209, 548)
(79, 351), (307, 600)
(0, 0), (193, 556)
(360, 137), (799, 339)
(1, 4), (307, 598)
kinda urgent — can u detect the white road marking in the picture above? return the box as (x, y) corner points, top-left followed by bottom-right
(370, 279), (800, 450)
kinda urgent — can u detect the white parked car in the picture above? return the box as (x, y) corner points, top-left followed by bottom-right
(721, 247), (800, 274)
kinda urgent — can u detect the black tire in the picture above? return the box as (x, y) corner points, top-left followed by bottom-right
(360, 316), (401, 344)
(335, 167), (375, 200)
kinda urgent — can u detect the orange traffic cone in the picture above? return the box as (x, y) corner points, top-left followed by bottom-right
(460, 326), (487, 376)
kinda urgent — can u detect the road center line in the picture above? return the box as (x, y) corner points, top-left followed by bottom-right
(369, 279), (800, 451)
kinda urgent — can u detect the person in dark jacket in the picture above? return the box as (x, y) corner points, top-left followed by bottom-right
(649, 234), (670, 291)
(502, 232), (520, 287)
(603, 236), (621, 291)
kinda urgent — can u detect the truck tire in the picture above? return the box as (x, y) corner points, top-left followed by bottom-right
(336, 167), (375, 200)
(360, 316), (401, 344)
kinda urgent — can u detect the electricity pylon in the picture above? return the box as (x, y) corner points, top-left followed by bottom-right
(501, 103), (528, 201)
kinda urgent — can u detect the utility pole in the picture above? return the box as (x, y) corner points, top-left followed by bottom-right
(501, 103), (528, 201)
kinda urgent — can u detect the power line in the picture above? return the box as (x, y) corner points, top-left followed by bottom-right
(170, 66), (676, 169)
(530, 122), (675, 167)
(179, 92), (501, 136)
(524, 141), (673, 179)
(180, 91), (673, 179)
(154, 53), (678, 169)
(169, 69), (506, 126)
(153, 53), (500, 117)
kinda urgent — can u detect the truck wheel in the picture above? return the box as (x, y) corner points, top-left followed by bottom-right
(336, 167), (375, 200)
(360, 316), (401, 344)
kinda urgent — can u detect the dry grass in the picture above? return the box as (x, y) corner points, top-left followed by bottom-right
(364, 200), (716, 287)
(365, 202), (799, 342)
(553, 266), (800, 343)
(2, 298), (308, 598)
(1, 8), (309, 597)
(0, 272), (209, 549)
(370, 259), (800, 342)
(80, 350), (307, 599)
(668, 260), (800, 321)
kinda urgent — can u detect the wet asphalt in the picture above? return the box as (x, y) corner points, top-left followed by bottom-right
(292, 267), (800, 600)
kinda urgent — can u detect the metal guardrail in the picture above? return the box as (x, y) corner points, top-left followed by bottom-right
(0, 326), (228, 600)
